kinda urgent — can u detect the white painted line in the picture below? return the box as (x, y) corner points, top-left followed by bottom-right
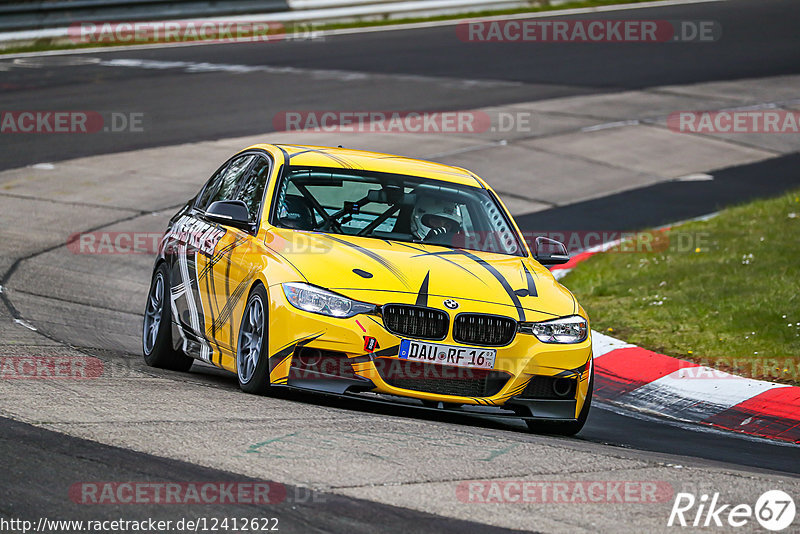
(552, 268), (571, 280)
(691, 211), (719, 222)
(725, 102), (781, 112)
(581, 119), (640, 132)
(13, 318), (37, 332)
(675, 173), (713, 181)
(0, 0), (725, 59)
(653, 210), (719, 231)
(93, 57), (521, 87)
(13, 56), (101, 67)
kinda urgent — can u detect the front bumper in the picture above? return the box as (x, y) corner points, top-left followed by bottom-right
(265, 284), (592, 419)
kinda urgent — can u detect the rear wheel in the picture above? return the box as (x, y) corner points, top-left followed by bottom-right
(236, 284), (271, 395)
(526, 369), (593, 436)
(142, 263), (194, 371)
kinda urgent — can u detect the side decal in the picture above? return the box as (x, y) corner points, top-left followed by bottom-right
(268, 332), (324, 373)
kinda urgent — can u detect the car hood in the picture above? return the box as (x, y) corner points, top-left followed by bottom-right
(265, 229), (577, 321)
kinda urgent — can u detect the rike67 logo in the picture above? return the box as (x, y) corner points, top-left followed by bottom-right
(668, 490), (795, 531)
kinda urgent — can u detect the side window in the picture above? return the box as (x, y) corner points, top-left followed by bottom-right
(207, 154), (256, 207)
(479, 195), (519, 255)
(195, 163), (230, 211)
(234, 156), (271, 222)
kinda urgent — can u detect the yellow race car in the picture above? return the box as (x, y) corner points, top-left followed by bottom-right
(143, 144), (593, 434)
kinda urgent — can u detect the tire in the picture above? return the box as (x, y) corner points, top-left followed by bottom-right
(142, 263), (194, 371)
(526, 368), (593, 436)
(236, 284), (271, 395)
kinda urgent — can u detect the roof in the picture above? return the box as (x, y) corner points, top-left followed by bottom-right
(243, 144), (485, 188)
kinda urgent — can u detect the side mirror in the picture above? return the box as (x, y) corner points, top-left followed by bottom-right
(533, 236), (570, 265)
(205, 200), (253, 231)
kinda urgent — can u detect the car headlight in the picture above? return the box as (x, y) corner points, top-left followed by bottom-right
(282, 282), (375, 318)
(519, 315), (588, 344)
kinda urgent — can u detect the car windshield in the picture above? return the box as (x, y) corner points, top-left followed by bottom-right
(272, 166), (524, 257)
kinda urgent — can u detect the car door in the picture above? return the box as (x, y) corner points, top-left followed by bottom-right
(197, 153), (272, 365)
(166, 153), (256, 363)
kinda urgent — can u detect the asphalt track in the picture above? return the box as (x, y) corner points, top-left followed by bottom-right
(1, 0), (799, 531)
(0, 416), (519, 534)
(516, 151), (800, 231)
(1, 0), (800, 170)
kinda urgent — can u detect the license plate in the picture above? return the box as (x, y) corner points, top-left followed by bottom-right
(398, 339), (496, 370)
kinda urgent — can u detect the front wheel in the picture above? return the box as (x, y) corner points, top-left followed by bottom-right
(526, 369), (593, 436)
(142, 263), (194, 371)
(236, 284), (271, 395)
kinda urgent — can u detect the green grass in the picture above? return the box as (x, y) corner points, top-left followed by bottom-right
(1, 0), (659, 55)
(562, 189), (800, 385)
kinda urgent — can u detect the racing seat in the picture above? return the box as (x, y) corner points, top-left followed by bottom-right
(278, 194), (317, 230)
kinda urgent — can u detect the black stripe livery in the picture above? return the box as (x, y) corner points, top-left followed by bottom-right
(415, 271), (430, 307)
